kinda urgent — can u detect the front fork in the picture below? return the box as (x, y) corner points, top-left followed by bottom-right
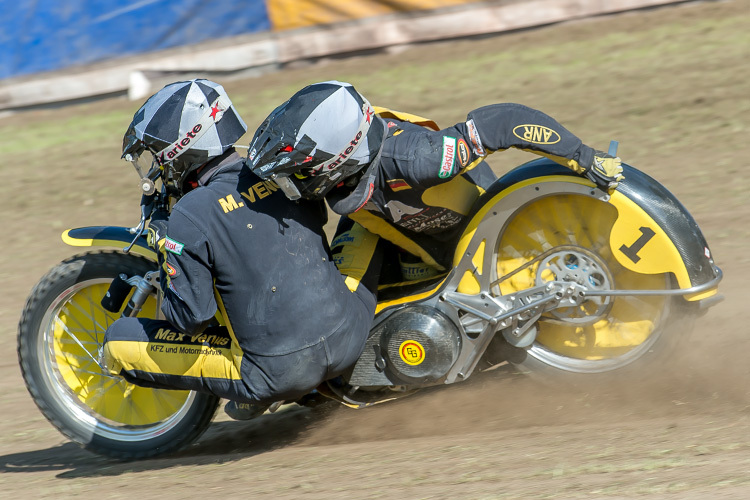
(96, 270), (160, 373)
(101, 270), (161, 319)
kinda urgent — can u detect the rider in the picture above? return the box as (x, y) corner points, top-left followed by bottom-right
(102, 79), (377, 419)
(247, 81), (624, 290)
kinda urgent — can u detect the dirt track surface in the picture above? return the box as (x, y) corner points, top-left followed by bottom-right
(1, 1), (749, 498)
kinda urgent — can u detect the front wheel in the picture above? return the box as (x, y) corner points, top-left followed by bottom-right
(18, 251), (220, 460)
(492, 193), (698, 376)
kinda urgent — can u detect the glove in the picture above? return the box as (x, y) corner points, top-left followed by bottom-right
(146, 209), (169, 251)
(585, 152), (624, 191)
(147, 209), (172, 292)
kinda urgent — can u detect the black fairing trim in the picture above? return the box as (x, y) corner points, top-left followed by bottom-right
(472, 158), (717, 287)
(616, 164), (716, 286)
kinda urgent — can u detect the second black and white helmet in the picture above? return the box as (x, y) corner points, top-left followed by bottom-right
(247, 81), (385, 200)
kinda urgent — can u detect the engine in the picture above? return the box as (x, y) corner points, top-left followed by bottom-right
(349, 305), (461, 387)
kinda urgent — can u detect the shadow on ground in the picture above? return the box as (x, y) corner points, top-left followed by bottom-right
(0, 405), (319, 478)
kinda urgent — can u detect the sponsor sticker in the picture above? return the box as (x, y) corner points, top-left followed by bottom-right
(384, 200), (423, 223)
(164, 236), (185, 255)
(166, 263), (178, 277)
(439, 136), (456, 179)
(157, 97), (229, 163)
(466, 119), (485, 156)
(168, 281), (183, 300)
(387, 178), (411, 191)
(331, 233), (356, 248)
(209, 102), (225, 120)
(512, 124), (561, 145)
(399, 340), (425, 366)
(259, 161), (277, 172)
(457, 139), (470, 168)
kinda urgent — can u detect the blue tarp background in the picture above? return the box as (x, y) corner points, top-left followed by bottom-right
(1, 0), (271, 79)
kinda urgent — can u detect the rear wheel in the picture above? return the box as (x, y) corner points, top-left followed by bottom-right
(18, 251), (219, 459)
(492, 194), (696, 375)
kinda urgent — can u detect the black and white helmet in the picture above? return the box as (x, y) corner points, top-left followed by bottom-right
(122, 79), (247, 192)
(247, 81), (385, 200)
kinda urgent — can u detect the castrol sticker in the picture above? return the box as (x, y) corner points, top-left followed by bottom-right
(438, 136), (456, 179)
(399, 340), (425, 366)
(164, 236), (185, 255)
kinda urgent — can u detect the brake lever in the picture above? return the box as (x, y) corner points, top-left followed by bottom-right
(608, 140), (619, 157)
(123, 216), (147, 254)
(123, 192), (156, 253)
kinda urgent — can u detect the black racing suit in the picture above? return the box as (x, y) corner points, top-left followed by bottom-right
(328, 103), (598, 290)
(103, 151), (375, 404)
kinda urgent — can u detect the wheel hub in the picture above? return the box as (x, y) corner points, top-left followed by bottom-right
(535, 246), (614, 324)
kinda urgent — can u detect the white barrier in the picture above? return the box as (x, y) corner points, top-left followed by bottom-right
(0, 0), (687, 112)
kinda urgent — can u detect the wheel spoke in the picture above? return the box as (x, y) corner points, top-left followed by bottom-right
(62, 294), (110, 344)
(54, 316), (104, 368)
(69, 366), (122, 381)
(55, 337), (100, 347)
(85, 377), (126, 410)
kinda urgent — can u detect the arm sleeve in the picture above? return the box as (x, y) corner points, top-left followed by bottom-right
(388, 103), (596, 189)
(391, 122), (491, 188)
(466, 103), (595, 173)
(159, 207), (217, 336)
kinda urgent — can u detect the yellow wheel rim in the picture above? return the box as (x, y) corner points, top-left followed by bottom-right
(46, 279), (192, 427)
(495, 194), (669, 368)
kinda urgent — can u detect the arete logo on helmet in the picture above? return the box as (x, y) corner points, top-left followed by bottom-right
(312, 102), (374, 175)
(157, 97), (228, 164)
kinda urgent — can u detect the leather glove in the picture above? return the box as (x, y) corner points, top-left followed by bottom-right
(585, 152), (624, 191)
(146, 209), (169, 251)
(146, 209), (172, 291)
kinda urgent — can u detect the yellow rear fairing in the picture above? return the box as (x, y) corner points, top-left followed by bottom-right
(495, 193), (670, 361)
(607, 191), (690, 289)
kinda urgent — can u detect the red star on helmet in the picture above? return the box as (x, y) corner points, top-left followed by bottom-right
(210, 104), (222, 120)
(365, 107), (374, 124)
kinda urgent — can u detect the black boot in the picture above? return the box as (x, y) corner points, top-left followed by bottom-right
(223, 400), (268, 421)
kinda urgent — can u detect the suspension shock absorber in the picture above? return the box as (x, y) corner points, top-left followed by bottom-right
(122, 271), (159, 317)
(101, 271), (160, 317)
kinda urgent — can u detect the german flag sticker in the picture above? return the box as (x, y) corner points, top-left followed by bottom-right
(387, 178), (411, 192)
